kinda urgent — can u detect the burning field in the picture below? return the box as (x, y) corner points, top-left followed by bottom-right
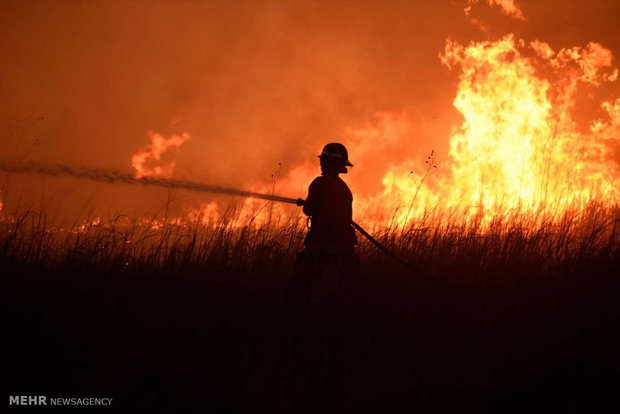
(2, 0), (619, 410)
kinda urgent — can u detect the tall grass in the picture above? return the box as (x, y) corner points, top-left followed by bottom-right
(1, 201), (618, 279)
(2, 200), (619, 410)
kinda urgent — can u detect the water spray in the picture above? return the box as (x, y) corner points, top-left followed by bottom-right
(0, 161), (298, 204)
(0, 160), (417, 271)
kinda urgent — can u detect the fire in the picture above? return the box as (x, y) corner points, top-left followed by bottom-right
(444, 36), (618, 214)
(129, 8), (619, 230)
(369, 35), (619, 226)
(131, 132), (190, 179)
(246, 35), (620, 228)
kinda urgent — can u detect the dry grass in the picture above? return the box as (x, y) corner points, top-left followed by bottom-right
(2, 201), (619, 410)
(1, 201), (618, 279)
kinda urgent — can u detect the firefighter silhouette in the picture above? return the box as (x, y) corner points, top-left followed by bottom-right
(293, 143), (359, 296)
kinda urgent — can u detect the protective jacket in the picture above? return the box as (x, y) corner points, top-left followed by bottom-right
(302, 175), (357, 253)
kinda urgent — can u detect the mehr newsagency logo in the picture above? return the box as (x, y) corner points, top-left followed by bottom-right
(9, 395), (113, 406)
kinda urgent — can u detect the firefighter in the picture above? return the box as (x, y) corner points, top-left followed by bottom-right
(293, 142), (359, 297)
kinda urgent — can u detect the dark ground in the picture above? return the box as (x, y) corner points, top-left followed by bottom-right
(4, 256), (620, 411)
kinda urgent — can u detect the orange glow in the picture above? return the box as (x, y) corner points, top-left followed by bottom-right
(363, 35), (619, 226)
(444, 36), (618, 214)
(3, 2), (618, 232)
(181, 33), (620, 228)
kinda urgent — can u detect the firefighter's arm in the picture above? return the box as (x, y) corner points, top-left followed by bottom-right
(301, 179), (320, 216)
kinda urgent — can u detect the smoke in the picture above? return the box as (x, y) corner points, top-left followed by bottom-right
(465, 0), (525, 21)
(1, 1), (619, 222)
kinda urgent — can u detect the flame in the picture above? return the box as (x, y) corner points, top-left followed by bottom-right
(132, 27), (619, 230)
(446, 36), (618, 211)
(131, 131), (190, 178)
(242, 35), (620, 228)
(371, 35), (619, 226)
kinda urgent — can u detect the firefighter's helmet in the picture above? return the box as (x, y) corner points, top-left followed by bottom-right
(318, 142), (353, 167)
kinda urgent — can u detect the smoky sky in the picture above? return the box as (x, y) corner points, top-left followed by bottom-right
(1, 0), (619, 220)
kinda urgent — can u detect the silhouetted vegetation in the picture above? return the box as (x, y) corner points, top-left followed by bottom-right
(3, 203), (619, 411)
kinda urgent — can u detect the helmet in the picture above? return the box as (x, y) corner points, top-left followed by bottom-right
(318, 142), (353, 167)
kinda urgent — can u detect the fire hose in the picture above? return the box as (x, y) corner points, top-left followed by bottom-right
(0, 160), (417, 271)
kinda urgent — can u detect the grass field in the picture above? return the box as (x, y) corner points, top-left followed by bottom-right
(3, 202), (619, 410)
